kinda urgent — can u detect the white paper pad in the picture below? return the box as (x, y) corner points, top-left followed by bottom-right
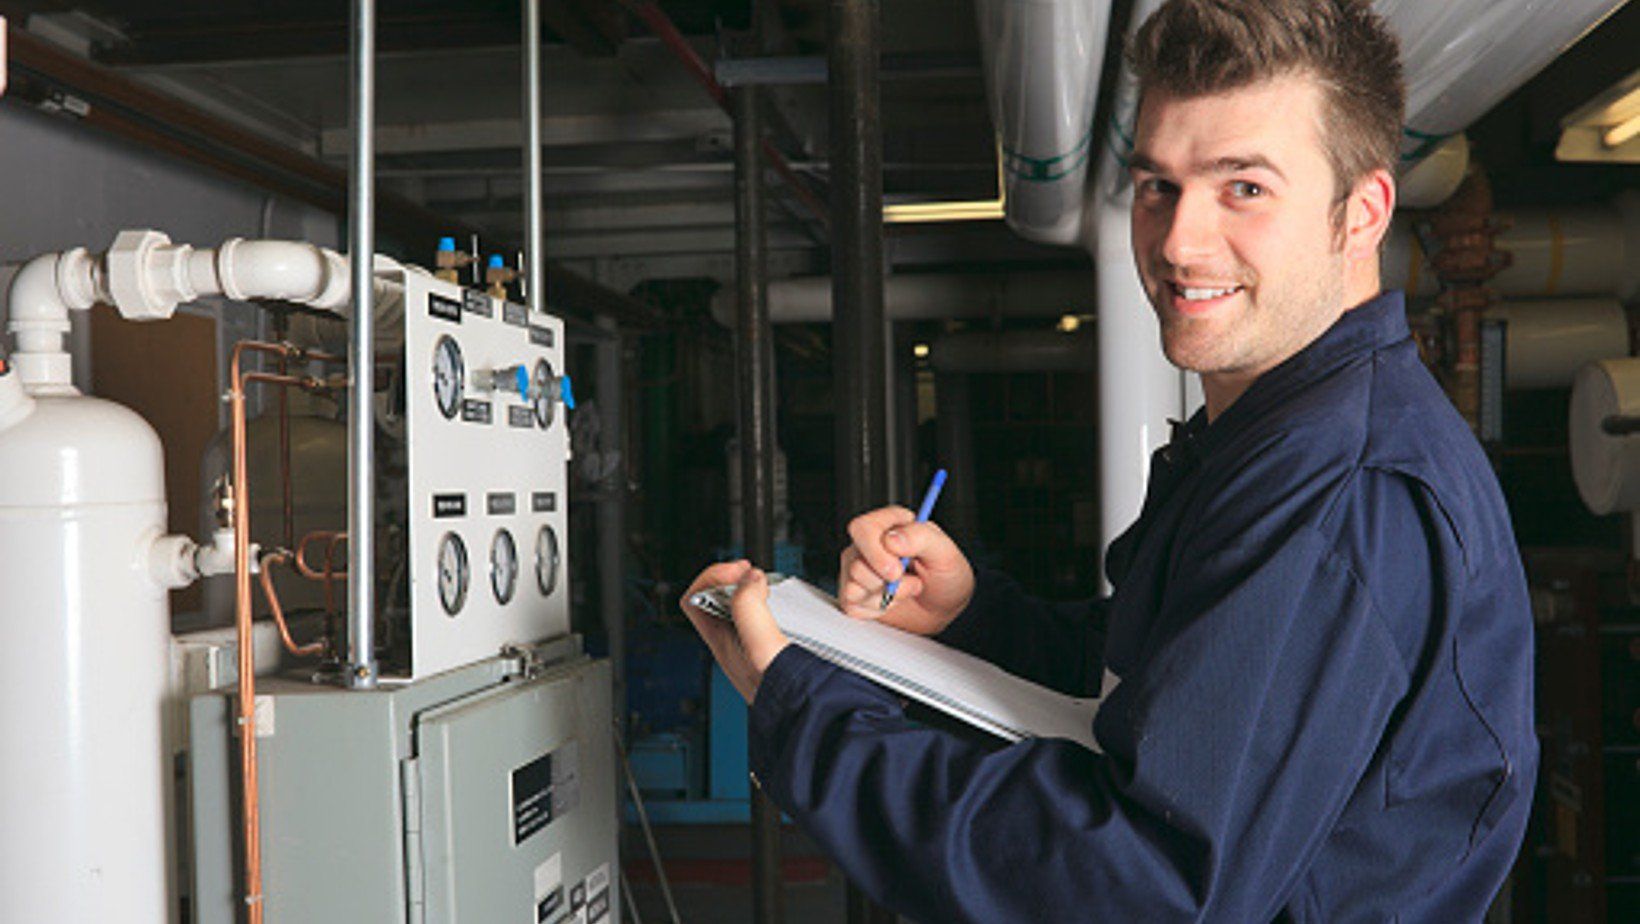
(766, 578), (1101, 753)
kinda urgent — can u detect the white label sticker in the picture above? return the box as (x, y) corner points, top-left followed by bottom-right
(534, 853), (562, 899)
(585, 863), (609, 899)
(254, 695), (275, 738)
(534, 853), (564, 923)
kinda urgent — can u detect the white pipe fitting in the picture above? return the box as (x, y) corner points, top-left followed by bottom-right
(145, 527), (255, 591)
(3, 230), (376, 392)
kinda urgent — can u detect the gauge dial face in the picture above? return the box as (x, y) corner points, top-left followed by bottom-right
(490, 528), (519, 605)
(436, 532), (470, 616)
(533, 359), (556, 429)
(536, 524), (561, 596)
(433, 335), (465, 419)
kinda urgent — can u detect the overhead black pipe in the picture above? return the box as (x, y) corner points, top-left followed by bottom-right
(830, 0), (890, 528)
(734, 79), (786, 924)
(829, 2), (894, 922)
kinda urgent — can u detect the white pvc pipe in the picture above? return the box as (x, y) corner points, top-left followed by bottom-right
(1487, 298), (1630, 390)
(974, 0), (1112, 246)
(2, 231), (396, 392)
(1092, 193), (1182, 588)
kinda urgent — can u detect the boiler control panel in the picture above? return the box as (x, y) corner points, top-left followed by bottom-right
(400, 269), (572, 679)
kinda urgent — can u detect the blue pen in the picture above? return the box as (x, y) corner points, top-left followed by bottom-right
(882, 468), (949, 608)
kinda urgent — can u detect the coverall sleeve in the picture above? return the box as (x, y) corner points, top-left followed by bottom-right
(934, 568), (1107, 697)
(748, 514), (1413, 923)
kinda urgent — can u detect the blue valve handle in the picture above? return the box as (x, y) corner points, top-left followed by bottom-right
(559, 374), (575, 410)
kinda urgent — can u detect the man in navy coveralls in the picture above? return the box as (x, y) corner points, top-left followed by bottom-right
(682, 1), (1538, 920)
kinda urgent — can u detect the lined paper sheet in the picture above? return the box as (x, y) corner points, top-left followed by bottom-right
(767, 579), (1102, 753)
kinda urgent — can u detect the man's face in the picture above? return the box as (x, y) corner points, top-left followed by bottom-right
(1129, 75), (1349, 385)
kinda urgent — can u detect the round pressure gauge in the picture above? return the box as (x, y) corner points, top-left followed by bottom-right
(432, 335), (465, 420)
(436, 531), (470, 616)
(532, 359), (556, 429)
(535, 524), (561, 596)
(490, 528), (519, 605)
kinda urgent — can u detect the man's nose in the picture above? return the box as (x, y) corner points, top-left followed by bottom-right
(1161, 187), (1222, 269)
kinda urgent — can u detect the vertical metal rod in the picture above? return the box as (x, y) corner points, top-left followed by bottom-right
(523, 0), (546, 313)
(734, 80), (785, 924)
(595, 319), (628, 744)
(344, 0), (378, 689)
(830, 0), (889, 533)
(829, 2), (892, 920)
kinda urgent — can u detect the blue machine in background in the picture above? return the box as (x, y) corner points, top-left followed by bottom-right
(624, 543), (804, 823)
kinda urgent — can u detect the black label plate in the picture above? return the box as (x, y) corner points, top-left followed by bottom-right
(432, 493), (467, 518)
(487, 492), (517, 516)
(462, 288), (493, 318)
(428, 293), (462, 323)
(461, 399), (492, 424)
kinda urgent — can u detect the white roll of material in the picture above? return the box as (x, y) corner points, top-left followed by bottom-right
(1487, 299), (1629, 390)
(1570, 359), (1640, 515)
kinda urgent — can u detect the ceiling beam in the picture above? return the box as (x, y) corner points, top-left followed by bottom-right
(3, 26), (663, 326)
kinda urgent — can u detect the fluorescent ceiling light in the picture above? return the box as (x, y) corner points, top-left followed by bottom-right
(1604, 111), (1640, 148)
(1557, 67), (1640, 163)
(883, 136), (1007, 224)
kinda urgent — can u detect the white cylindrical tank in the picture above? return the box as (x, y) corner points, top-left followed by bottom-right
(0, 376), (173, 922)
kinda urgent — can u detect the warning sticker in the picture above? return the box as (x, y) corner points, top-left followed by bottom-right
(510, 741), (580, 846)
(585, 863), (610, 922)
(534, 853), (563, 923)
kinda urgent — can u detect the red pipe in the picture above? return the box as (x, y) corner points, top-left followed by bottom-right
(625, 1), (830, 227)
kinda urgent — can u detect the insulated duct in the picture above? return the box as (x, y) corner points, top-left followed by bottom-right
(1384, 193), (1640, 301)
(973, 0), (1112, 245)
(979, 0), (1629, 248)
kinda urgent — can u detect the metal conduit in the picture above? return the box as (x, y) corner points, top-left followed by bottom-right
(829, 2), (894, 922)
(344, 0), (378, 689)
(524, 0), (546, 312)
(734, 80), (786, 924)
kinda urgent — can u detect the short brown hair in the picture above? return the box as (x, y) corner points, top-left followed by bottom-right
(1128, 0), (1405, 204)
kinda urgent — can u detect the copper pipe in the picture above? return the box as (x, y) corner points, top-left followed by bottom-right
(277, 350), (295, 552)
(228, 343), (266, 924)
(222, 339), (350, 922)
(296, 530), (350, 581)
(257, 552), (326, 658)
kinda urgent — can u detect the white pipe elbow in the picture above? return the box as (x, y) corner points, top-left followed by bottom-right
(5, 248), (103, 389)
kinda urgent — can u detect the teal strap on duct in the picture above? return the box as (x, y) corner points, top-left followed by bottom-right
(1002, 128), (1094, 182)
(1400, 126), (1451, 164)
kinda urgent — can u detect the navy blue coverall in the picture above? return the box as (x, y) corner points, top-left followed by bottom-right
(747, 291), (1538, 922)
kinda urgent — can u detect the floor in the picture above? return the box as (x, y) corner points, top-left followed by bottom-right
(621, 823), (898, 924)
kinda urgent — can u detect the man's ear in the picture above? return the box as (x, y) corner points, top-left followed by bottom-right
(1343, 168), (1396, 259)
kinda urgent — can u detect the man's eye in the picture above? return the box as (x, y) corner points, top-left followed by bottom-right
(1136, 177), (1176, 197)
(1230, 180), (1265, 198)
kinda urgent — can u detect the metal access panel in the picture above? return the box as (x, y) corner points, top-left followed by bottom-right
(415, 659), (618, 923)
(399, 268), (572, 679)
(187, 642), (616, 924)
